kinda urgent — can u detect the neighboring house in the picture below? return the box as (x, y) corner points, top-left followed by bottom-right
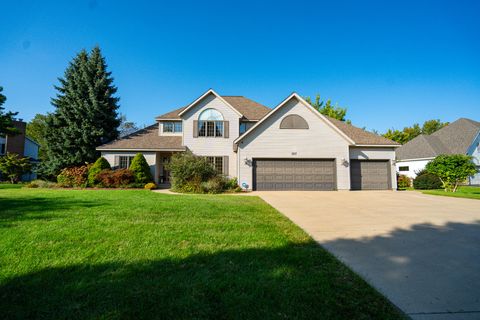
(97, 89), (400, 190)
(396, 118), (480, 185)
(0, 120), (40, 181)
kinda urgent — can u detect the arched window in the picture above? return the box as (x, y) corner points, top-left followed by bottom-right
(280, 114), (309, 129)
(199, 108), (223, 121)
(198, 108), (224, 137)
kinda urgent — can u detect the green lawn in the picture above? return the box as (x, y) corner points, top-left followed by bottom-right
(421, 186), (480, 200)
(0, 188), (403, 319)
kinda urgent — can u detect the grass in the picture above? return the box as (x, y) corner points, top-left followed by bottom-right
(0, 188), (404, 319)
(421, 186), (480, 200)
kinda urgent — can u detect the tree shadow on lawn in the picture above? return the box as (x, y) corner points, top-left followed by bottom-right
(0, 243), (403, 320)
(0, 196), (102, 227)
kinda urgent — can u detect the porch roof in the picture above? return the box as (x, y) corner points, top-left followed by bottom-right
(96, 124), (185, 152)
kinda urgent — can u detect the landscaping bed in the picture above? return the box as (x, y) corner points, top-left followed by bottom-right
(0, 188), (404, 319)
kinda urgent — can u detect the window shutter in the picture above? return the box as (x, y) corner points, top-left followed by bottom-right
(114, 155), (119, 169)
(223, 156), (229, 176)
(193, 120), (198, 138)
(224, 121), (229, 138)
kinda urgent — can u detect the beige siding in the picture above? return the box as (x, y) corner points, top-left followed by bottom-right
(349, 147), (397, 190)
(237, 97), (351, 190)
(182, 93), (240, 177)
(101, 151), (158, 183)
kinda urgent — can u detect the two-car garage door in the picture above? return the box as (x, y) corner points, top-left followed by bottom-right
(253, 158), (391, 191)
(253, 159), (336, 191)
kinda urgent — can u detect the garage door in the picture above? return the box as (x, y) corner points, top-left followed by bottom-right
(350, 160), (390, 190)
(254, 159), (336, 191)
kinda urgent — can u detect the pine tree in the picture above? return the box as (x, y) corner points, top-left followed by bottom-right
(0, 86), (19, 136)
(41, 47), (120, 176)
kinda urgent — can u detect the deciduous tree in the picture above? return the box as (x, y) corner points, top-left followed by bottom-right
(425, 154), (476, 192)
(304, 94), (350, 123)
(0, 153), (32, 183)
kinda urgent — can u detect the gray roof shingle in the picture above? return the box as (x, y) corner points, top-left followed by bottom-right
(325, 116), (400, 146)
(97, 125), (185, 151)
(396, 118), (480, 160)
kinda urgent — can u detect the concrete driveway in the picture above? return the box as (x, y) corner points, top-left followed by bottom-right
(256, 191), (480, 320)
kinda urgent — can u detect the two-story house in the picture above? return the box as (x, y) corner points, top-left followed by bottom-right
(97, 89), (400, 190)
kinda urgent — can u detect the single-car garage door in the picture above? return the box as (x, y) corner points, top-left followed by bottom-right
(254, 159), (336, 191)
(350, 160), (391, 190)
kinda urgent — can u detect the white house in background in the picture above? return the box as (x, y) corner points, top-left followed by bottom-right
(97, 89), (400, 191)
(396, 118), (480, 185)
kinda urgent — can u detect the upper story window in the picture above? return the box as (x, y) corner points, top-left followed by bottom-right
(239, 122), (247, 135)
(399, 166), (409, 172)
(280, 114), (309, 129)
(198, 108), (224, 137)
(163, 121), (182, 133)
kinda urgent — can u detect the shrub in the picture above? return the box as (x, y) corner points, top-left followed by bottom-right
(25, 181), (39, 188)
(129, 153), (153, 184)
(413, 173), (443, 190)
(225, 177), (238, 190)
(201, 175), (228, 194)
(426, 154), (477, 192)
(167, 151), (217, 192)
(97, 169), (135, 188)
(0, 153), (32, 183)
(144, 182), (157, 190)
(397, 174), (411, 189)
(25, 179), (57, 188)
(57, 165), (90, 187)
(88, 157), (111, 186)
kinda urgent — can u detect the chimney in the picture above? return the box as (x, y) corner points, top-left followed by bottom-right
(5, 120), (26, 156)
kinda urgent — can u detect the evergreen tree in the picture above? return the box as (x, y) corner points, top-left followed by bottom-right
(0, 86), (19, 136)
(42, 47), (120, 176)
(129, 153), (153, 184)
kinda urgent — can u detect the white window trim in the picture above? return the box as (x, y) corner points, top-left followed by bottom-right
(162, 121), (182, 134)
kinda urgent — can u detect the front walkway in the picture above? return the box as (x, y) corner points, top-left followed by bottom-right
(256, 191), (480, 320)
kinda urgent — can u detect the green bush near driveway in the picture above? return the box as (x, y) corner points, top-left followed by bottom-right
(413, 172), (442, 190)
(0, 188), (404, 319)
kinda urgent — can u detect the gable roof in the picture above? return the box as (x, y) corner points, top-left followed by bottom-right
(234, 93), (399, 146)
(221, 96), (271, 121)
(96, 124), (185, 151)
(155, 90), (270, 121)
(325, 116), (400, 146)
(178, 89), (243, 118)
(396, 118), (480, 160)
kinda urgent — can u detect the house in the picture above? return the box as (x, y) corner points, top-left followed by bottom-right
(97, 89), (400, 191)
(395, 118), (480, 185)
(0, 120), (40, 181)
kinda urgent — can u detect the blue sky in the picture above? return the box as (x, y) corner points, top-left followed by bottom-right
(1, 0), (479, 132)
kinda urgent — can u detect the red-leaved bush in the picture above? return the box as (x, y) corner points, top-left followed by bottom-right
(57, 165), (91, 187)
(97, 169), (135, 187)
